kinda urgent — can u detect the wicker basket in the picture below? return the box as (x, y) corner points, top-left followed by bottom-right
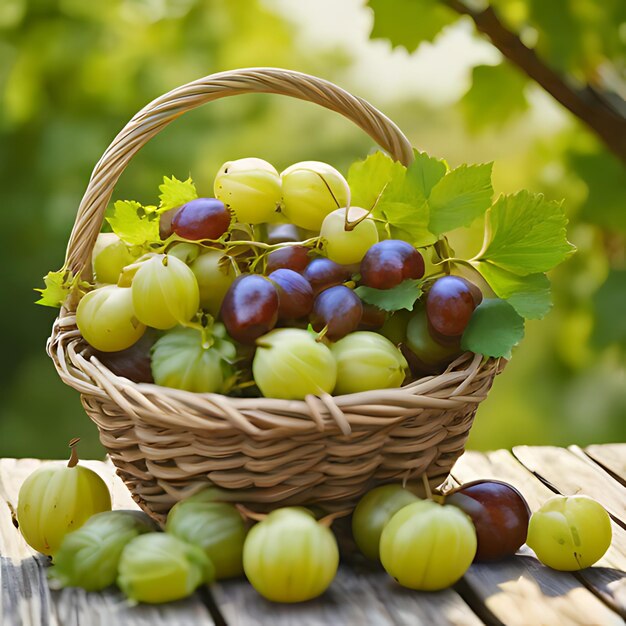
(48, 68), (502, 522)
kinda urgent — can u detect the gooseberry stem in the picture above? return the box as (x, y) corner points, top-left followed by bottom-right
(67, 437), (81, 468)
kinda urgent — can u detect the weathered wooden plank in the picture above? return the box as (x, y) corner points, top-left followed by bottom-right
(212, 563), (485, 626)
(582, 444), (626, 486)
(0, 458), (217, 626)
(512, 445), (626, 526)
(451, 449), (626, 622)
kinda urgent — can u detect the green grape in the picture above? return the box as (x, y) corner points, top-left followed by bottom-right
(320, 207), (378, 265)
(17, 441), (112, 556)
(76, 285), (146, 353)
(253, 328), (336, 399)
(331, 331), (408, 395)
(352, 485), (419, 561)
(190, 250), (236, 317)
(92, 233), (137, 284)
(151, 325), (236, 393)
(526, 495), (612, 571)
(281, 161), (349, 231)
(131, 254), (199, 329)
(243, 508), (339, 603)
(380, 500), (476, 591)
(214, 157), (281, 224)
(117, 533), (214, 604)
(379, 310), (412, 346)
(167, 242), (201, 265)
(406, 306), (461, 367)
(48, 510), (156, 591)
(166, 500), (247, 579)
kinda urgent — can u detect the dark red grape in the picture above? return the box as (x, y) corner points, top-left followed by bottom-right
(267, 223), (300, 244)
(220, 274), (279, 344)
(172, 198), (232, 241)
(303, 258), (352, 295)
(426, 276), (476, 337)
(445, 480), (530, 562)
(269, 269), (314, 320)
(405, 306), (461, 370)
(93, 330), (156, 383)
(266, 246), (310, 274)
(463, 277), (483, 307)
(360, 240), (424, 290)
(159, 208), (176, 240)
(359, 303), (387, 330)
(310, 285), (363, 340)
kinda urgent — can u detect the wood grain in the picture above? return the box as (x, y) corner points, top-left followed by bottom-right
(512, 445), (626, 525)
(452, 450), (626, 621)
(582, 444), (626, 486)
(0, 458), (216, 626)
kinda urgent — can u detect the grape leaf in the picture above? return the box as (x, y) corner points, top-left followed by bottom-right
(461, 298), (525, 359)
(355, 279), (423, 312)
(591, 270), (626, 349)
(411, 150), (447, 197)
(107, 200), (160, 246)
(428, 163), (493, 235)
(368, 0), (457, 51)
(158, 175), (197, 213)
(473, 262), (552, 319)
(477, 191), (576, 275)
(35, 269), (89, 308)
(461, 64), (529, 132)
(347, 151), (404, 210)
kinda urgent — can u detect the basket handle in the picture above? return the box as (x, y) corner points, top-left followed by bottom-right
(64, 67), (414, 275)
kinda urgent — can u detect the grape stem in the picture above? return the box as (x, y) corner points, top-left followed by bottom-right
(67, 438), (81, 468)
(224, 237), (319, 252)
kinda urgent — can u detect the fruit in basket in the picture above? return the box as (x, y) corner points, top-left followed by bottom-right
(92, 233), (136, 284)
(220, 274), (279, 344)
(445, 480), (530, 561)
(331, 332), (408, 395)
(426, 276), (477, 338)
(166, 500), (247, 579)
(93, 329), (156, 383)
(243, 507), (339, 603)
(171, 198), (232, 241)
(48, 510), (156, 591)
(526, 495), (612, 571)
(303, 257), (352, 295)
(151, 325), (236, 393)
(311, 285), (363, 341)
(214, 157), (281, 224)
(17, 439), (112, 556)
(76, 285), (146, 353)
(360, 240), (425, 290)
(405, 306), (461, 369)
(190, 250), (236, 317)
(266, 223), (300, 244)
(117, 532), (214, 604)
(320, 207), (379, 265)
(131, 254), (200, 330)
(359, 303), (387, 330)
(352, 485), (419, 561)
(269, 268), (314, 320)
(281, 161), (349, 230)
(266, 245), (310, 274)
(379, 499), (476, 590)
(253, 328), (336, 399)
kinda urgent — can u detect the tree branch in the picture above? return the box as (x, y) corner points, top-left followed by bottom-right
(444, 0), (626, 164)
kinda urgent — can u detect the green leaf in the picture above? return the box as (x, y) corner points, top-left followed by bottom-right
(107, 200), (160, 246)
(368, 0), (457, 51)
(158, 175), (197, 213)
(428, 163), (493, 234)
(591, 270), (626, 349)
(474, 262), (552, 319)
(355, 279), (423, 312)
(461, 64), (529, 132)
(461, 298), (525, 359)
(347, 151), (404, 210)
(35, 269), (89, 308)
(478, 191), (576, 275)
(411, 150), (447, 197)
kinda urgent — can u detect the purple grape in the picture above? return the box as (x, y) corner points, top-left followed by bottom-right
(303, 258), (352, 295)
(172, 198), (232, 241)
(360, 240), (424, 290)
(310, 285), (363, 340)
(266, 246), (310, 274)
(269, 269), (314, 320)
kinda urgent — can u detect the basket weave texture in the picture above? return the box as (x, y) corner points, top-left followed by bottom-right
(48, 68), (501, 521)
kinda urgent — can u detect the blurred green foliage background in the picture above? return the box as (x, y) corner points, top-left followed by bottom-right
(1, 0), (624, 459)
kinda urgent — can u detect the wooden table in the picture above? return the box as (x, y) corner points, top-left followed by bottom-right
(1, 444), (625, 625)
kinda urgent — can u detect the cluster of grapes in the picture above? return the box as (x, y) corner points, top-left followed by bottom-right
(78, 156), (485, 399)
(17, 442), (613, 605)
